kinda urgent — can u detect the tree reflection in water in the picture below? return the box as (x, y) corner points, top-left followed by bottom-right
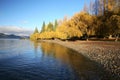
(32, 41), (104, 80)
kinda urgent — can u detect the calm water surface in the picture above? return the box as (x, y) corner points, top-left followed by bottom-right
(0, 39), (104, 80)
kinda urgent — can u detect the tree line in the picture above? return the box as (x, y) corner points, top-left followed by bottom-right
(30, 0), (120, 41)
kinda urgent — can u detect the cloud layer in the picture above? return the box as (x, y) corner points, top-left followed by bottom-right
(0, 26), (33, 36)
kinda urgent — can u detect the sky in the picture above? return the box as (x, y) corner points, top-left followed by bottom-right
(0, 0), (90, 36)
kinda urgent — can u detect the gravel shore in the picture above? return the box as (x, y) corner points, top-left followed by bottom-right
(40, 40), (120, 79)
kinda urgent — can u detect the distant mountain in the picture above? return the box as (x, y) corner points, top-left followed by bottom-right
(0, 33), (29, 39)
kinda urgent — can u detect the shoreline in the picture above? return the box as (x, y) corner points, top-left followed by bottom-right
(39, 40), (120, 79)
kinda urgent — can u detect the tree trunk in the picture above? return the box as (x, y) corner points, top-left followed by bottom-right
(115, 35), (119, 42)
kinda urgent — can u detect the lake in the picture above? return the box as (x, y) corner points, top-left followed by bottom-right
(0, 39), (105, 80)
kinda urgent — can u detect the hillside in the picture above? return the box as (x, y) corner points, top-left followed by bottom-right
(0, 33), (29, 39)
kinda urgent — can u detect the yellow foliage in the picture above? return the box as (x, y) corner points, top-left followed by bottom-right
(38, 31), (55, 39)
(30, 33), (39, 40)
(30, 12), (94, 40)
(55, 31), (68, 39)
(37, 31), (67, 40)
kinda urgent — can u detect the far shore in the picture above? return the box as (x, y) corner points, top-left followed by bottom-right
(38, 40), (120, 79)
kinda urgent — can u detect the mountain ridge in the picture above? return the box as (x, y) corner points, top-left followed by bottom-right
(0, 33), (29, 39)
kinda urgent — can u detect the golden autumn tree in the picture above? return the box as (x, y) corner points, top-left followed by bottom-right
(30, 27), (39, 40)
(70, 12), (95, 40)
(30, 0), (120, 41)
(56, 16), (83, 39)
(108, 15), (120, 41)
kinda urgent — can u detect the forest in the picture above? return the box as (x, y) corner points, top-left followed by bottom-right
(30, 0), (120, 41)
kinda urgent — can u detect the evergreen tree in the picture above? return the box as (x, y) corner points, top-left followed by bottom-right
(33, 27), (39, 34)
(54, 20), (58, 31)
(41, 21), (46, 33)
(47, 22), (54, 32)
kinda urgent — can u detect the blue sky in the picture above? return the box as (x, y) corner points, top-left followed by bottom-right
(0, 0), (90, 35)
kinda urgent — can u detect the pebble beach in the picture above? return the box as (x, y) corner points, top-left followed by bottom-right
(40, 40), (120, 80)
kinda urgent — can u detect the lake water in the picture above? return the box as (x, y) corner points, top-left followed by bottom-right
(0, 39), (105, 80)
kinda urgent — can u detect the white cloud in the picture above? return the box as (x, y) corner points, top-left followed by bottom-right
(0, 26), (33, 36)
